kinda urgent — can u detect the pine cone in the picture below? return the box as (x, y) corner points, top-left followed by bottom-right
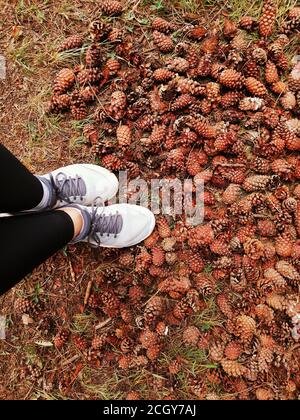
(186, 116), (216, 138)
(255, 387), (275, 400)
(86, 43), (101, 68)
(101, 154), (122, 171)
(53, 329), (69, 349)
(188, 254), (204, 273)
(271, 81), (287, 95)
(80, 85), (99, 102)
(92, 333), (107, 350)
(235, 315), (256, 342)
(147, 344), (161, 361)
(244, 77), (267, 96)
(182, 326), (201, 346)
(167, 57), (189, 73)
(239, 97), (264, 111)
(219, 69), (244, 89)
(152, 17), (176, 33)
(275, 260), (300, 282)
(100, 0), (123, 15)
(280, 91), (296, 110)
(217, 293), (234, 318)
(194, 273), (214, 296)
(171, 94), (195, 111)
(259, 0), (277, 38)
(239, 16), (256, 30)
(252, 47), (268, 65)
(106, 58), (121, 73)
(221, 360), (246, 377)
(120, 304), (133, 324)
(157, 218), (171, 238)
(58, 35), (83, 52)
(242, 175), (276, 192)
(144, 297), (164, 324)
(152, 246), (165, 267)
(47, 94), (71, 113)
(224, 341), (242, 360)
(243, 60), (261, 78)
(53, 68), (75, 94)
(76, 68), (101, 85)
(153, 68), (174, 82)
(152, 31), (174, 53)
(14, 297), (40, 315)
(149, 124), (167, 144)
(117, 124), (131, 148)
(209, 341), (225, 362)
(139, 329), (158, 349)
(128, 285), (146, 304)
(265, 60), (279, 84)
(164, 148), (186, 171)
(221, 91), (242, 108)
(70, 91), (88, 120)
(89, 20), (112, 42)
(72, 335), (88, 351)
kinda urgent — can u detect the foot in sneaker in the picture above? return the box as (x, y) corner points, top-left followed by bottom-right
(70, 203), (156, 248)
(33, 164), (118, 210)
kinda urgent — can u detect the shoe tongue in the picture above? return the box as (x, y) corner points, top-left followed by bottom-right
(97, 213), (123, 236)
(56, 173), (87, 201)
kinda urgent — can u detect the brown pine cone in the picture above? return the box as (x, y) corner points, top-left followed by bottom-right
(139, 329), (158, 349)
(14, 297), (40, 315)
(152, 17), (176, 33)
(144, 296), (165, 324)
(116, 124), (132, 148)
(259, 0), (277, 38)
(72, 335), (88, 351)
(53, 329), (69, 349)
(153, 68), (174, 82)
(76, 68), (101, 85)
(221, 360), (246, 377)
(58, 35), (83, 52)
(265, 60), (279, 84)
(152, 31), (174, 53)
(70, 91), (88, 120)
(86, 43), (101, 68)
(92, 333), (108, 350)
(47, 94), (71, 113)
(167, 57), (189, 73)
(100, 0), (123, 15)
(244, 77), (267, 96)
(53, 68), (75, 94)
(182, 326), (201, 346)
(219, 69), (244, 89)
(171, 94), (195, 111)
(89, 20), (112, 42)
(239, 16), (256, 30)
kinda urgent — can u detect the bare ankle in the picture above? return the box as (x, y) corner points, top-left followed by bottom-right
(57, 207), (84, 239)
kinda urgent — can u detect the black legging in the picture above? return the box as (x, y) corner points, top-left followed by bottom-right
(0, 144), (74, 296)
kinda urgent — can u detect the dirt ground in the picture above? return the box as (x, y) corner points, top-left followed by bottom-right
(0, 0), (300, 400)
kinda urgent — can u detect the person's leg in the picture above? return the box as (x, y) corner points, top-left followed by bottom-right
(0, 208), (83, 296)
(0, 144), (44, 212)
(0, 143), (119, 213)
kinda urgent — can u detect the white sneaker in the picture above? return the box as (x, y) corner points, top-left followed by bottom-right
(38, 164), (119, 209)
(73, 203), (156, 248)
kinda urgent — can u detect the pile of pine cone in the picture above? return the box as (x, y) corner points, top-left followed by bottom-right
(40, 0), (300, 399)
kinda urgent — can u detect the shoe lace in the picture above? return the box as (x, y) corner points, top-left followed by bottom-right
(50, 172), (87, 203)
(88, 198), (123, 246)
